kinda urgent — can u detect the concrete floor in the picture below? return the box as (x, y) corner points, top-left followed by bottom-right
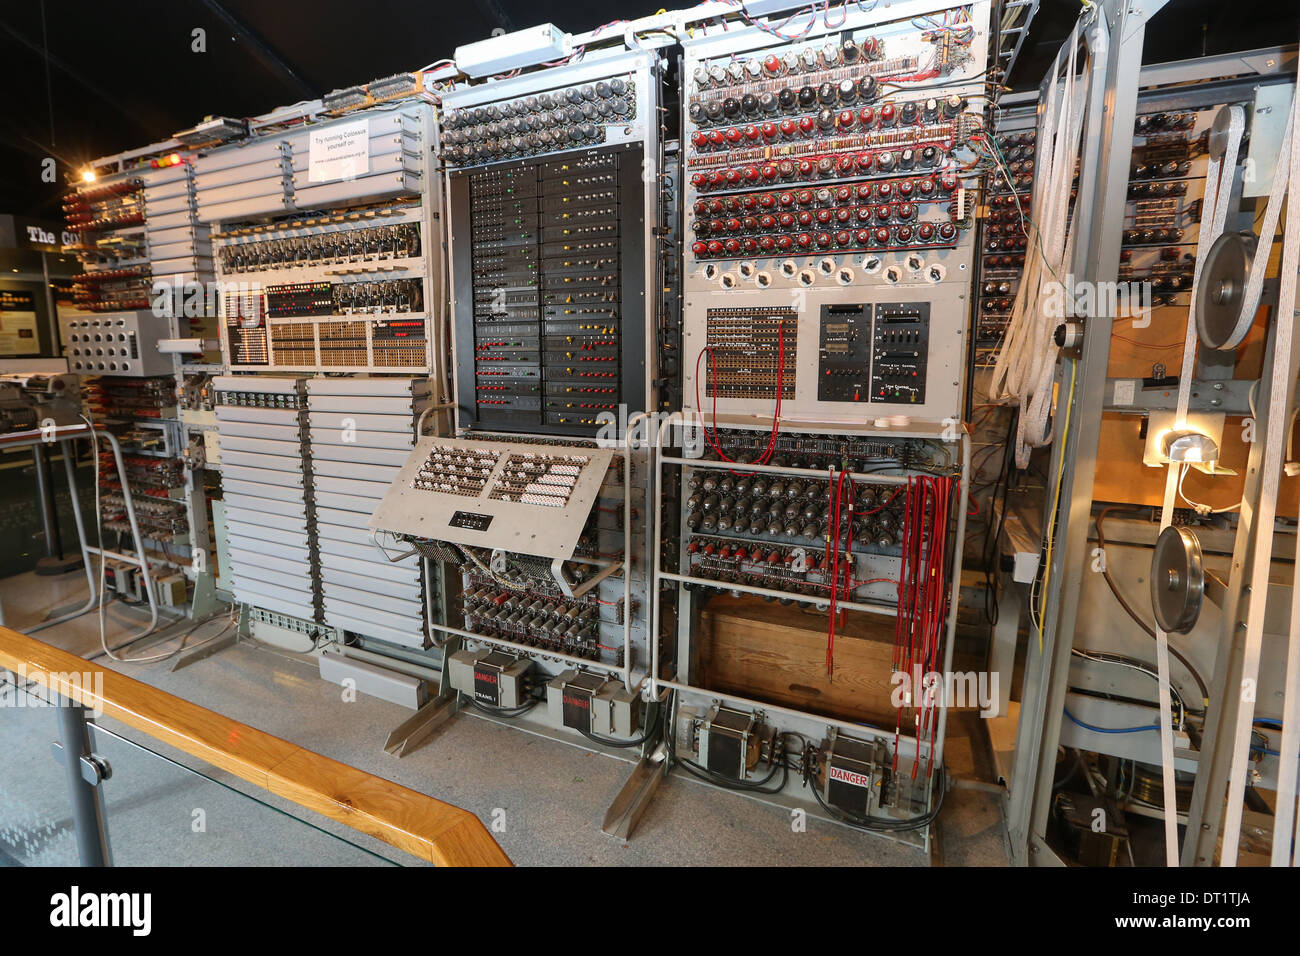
(0, 570), (1010, 867)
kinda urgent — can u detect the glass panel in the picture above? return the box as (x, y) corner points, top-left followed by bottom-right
(0, 683), (80, 866)
(1, 675), (408, 866)
(85, 723), (405, 866)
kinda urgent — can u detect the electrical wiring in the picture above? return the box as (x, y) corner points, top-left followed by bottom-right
(693, 323), (785, 472)
(1071, 648), (1188, 727)
(463, 693), (541, 718)
(981, 407), (1018, 626)
(989, 21), (1090, 466)
(1176, 463), (1240, 515)
(663, 692), (790, 794)
(580, 725), (657, 748)
(1064, 707), (1159, 735)
(804, 760), (948, 832)
(890, 473), (957, 781)
(675, 749), (790, 793)
(824, 467), (850, 675)
(1035, 359), (1077, 651)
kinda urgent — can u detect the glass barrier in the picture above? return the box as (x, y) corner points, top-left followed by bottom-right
(1, 676), (403, 867)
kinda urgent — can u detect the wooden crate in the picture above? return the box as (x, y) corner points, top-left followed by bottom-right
(696, 594), (901, 727)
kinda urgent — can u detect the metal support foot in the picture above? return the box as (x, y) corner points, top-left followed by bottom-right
(384, 695), (459, 757)
(601, 746), (668, 841)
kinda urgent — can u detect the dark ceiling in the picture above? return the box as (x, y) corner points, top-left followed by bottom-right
(1, 0), (1295, 222)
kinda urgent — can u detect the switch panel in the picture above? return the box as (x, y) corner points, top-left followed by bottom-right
(816, 304), (871, 402)
(870, 301), (930, 404)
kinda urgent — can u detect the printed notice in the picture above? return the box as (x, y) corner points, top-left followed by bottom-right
(0, 290), (39, 355)
(309, 120), (370, 183)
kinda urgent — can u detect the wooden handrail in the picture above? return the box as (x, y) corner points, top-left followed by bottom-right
(0, 626), (511, 867)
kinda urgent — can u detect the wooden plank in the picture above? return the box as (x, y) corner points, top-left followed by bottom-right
(697, 595), (899, 727)
(0, 625), (510, 867)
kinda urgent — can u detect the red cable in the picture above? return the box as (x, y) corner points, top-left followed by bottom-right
(694, 323), (785, 472)
(825, 468), (847, 675)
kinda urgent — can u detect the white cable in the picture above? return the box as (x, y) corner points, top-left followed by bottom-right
(1175, 463), (1240, 515)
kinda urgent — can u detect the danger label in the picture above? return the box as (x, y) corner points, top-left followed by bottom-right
(829, 765), (871, 789)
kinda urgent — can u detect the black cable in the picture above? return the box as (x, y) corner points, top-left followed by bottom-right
(804, 762), (948, 832)
(675, 751), (790, 794)
(662, 692), (790, 794)
(462, 694), (540, 719)
(1094, 506), (1210, 708)
(579, 725), (657, 748)
(981, 408), (1019, 626)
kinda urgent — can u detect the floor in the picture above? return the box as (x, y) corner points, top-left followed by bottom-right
(0, 570), (1010, 867)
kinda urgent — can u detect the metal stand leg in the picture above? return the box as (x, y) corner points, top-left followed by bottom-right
(26, 438), (99, 632)
(52, 700), (113, 867)
(385, 640), (461, 757)
(33, 445), (83, 576)
(601, 747), (668, 840)
(384, 696), (459, 757)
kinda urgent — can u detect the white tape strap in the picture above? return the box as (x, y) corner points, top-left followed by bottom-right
(990, 21), (1090, 468)
(1221, 80), (1300, 866)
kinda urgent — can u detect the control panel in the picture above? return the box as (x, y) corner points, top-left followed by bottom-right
(679, 3), (989, 423)
(442, 50), (662, 436)
(209, 103), (441, 373)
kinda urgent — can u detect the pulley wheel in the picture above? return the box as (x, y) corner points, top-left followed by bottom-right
(1150, 525), (1204, 634)
(1207, 105), (1242, 162)
(1196, 231), (1257, 351)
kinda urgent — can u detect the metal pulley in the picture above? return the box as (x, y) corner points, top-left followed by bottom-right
(1149, 525), (1205, 634)
(1207, 105), (1246, 162)
(1196, 231), (1259, 351)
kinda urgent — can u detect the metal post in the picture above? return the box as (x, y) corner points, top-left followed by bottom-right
(32, 445), (60, 560)
(54, 699), (113, 867)
(1006, 0), (1168, 865)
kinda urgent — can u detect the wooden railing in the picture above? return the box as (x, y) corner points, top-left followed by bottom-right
(0, 626), (510, 867)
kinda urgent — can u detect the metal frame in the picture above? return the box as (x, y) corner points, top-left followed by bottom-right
(1003, 0), (1154, 867)
(649, 413), (972, 849)
(1001, 3), (1300, 867)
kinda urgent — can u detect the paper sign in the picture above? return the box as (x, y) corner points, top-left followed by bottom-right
(0, 290), (39, 355)
(309, 120), (370, 183)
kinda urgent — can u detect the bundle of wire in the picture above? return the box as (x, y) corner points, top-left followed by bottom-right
(892, 474), (957, 782)
(823, 468), (855, 675)
(987, 16), (1090, 467)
